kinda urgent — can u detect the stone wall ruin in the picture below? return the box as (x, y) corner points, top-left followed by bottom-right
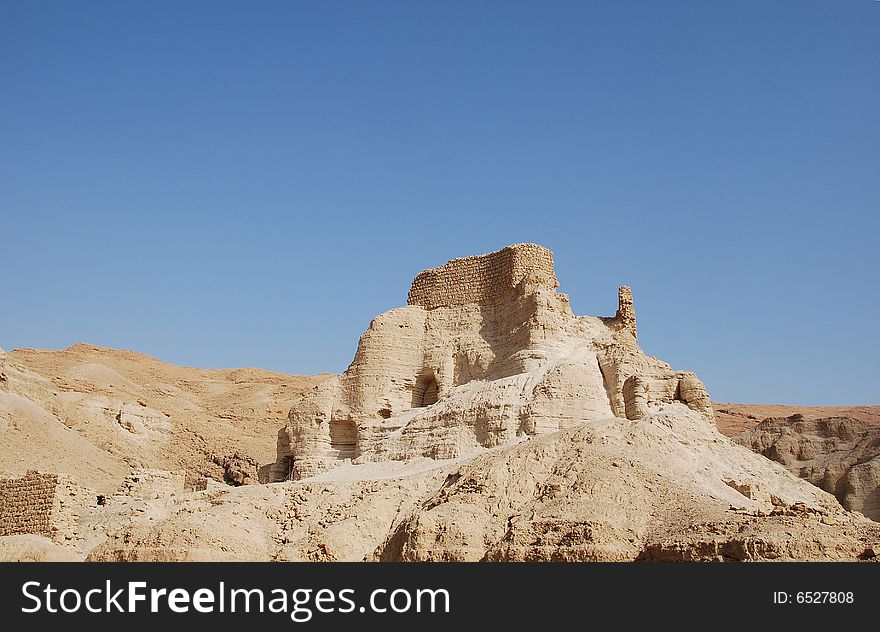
(0, 470), (91, 542)
(407, 243), (557, 309)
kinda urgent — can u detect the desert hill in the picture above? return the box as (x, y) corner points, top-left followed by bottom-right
(734, 415), (880, 521)
(0, 344), (329, 494)
(714, 403), (880, 437)
(711, 406), (880, 521)
(2, 244), (878, 562)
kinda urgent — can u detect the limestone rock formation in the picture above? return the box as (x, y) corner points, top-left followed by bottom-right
(273, 243), (715, 480)
(735, 415), (880, 521)
(4, 244), (880, 562)
(79, 406), (880, 563)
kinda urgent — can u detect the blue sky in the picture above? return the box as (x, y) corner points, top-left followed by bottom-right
(1, 1), (878, 404)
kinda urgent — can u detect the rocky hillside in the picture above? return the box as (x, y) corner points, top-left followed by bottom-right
(734, 415), (880, 522)
(75, 406), (880, 562)
(714, 403), (880, 436)
(0, 344), (329, 494)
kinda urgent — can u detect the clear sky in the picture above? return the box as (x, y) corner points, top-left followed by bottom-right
(2, 1), (878, 405)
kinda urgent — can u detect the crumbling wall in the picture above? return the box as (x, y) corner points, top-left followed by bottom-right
(184, 472), (209, 492)
(116, 469), (184, 500)
(113, 469), (224, 497)
(407, 243), (557, 309)
(52, 475), (92, 541)
(182, 474), (225, 493)
(0, 471), (57, 538)
(0, 471), (90, 542)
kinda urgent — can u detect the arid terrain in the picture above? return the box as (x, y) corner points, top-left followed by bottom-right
(2, 244), (878, 562)
(714, 404), (880, 437)
(0, 344), (330, 494)
(4, 342), (877, 560)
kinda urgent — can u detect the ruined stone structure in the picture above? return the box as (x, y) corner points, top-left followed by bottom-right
(406, 242), (557, 309)
(0, 471), (91, 541)
(111, 468), (225, 500)
(613, 286), (637, 340)
(116, 469), (185, 500)
(272, 243), (715, 481)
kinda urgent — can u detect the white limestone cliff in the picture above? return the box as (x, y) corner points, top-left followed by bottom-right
(273, 243), (714, 481)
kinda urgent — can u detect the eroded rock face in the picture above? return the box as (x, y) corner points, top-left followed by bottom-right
(735, 415), (880, 521)
(81, 406), (879, 563)
(272, 244), (715, 481)
(17, 244), (880, 562)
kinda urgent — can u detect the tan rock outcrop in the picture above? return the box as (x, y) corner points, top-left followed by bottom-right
(86, 404), (880, 563)
(846, 459), (880, 521)
(735, 415), (880, 521)
(273, 243), (715, 481)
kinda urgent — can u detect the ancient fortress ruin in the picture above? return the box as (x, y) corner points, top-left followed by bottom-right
(272, 243), (714, 481)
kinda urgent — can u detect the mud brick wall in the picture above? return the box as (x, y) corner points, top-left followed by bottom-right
(0, 471), (57, 537)
(0, 470), (89, 541)
(407, 243), (557, 309)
